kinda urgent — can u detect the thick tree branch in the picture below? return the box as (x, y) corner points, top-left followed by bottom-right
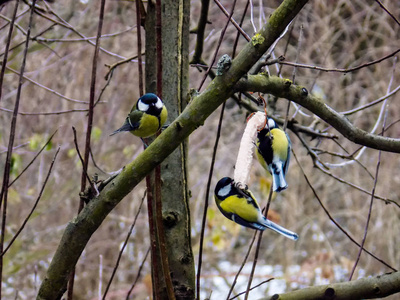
(263, 271), (400, 300)
(235, 74), (400, 153)
(37, 0), (310, 298)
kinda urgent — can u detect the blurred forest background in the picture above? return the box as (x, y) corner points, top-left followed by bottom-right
(1, 0), (400, 299)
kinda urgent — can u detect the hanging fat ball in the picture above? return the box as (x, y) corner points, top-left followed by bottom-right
(111, 93), (168, 138)
(214, 177), (298, 240)
(256, 118), (291, 192)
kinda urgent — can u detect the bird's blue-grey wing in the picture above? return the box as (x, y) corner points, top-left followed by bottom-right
(231, 214), (266, 231)
(283, 132), (291, 175)
(110, 117), (139, 136)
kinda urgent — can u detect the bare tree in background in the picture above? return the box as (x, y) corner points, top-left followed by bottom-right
(0, 0), (400, 299)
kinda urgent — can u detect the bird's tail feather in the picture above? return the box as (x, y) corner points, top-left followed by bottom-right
(262, 217), (298, 240)
(272, 169), (287, 192)
(110, 122), (132, 136)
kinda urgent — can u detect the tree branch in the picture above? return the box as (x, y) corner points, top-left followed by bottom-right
(235, 74), (400, 153)
(263, 271), (400, 300)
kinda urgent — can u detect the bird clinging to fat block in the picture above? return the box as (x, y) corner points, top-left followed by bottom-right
(214, 177), (298, 240)
(256, 118), (291, 192)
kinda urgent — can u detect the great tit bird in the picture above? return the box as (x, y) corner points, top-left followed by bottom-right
(111, 93), (168, 138)
(214, 177), (298, 240)
(256, 118), (291, 192)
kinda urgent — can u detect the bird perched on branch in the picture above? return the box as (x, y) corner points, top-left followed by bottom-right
(256, 118), (291, 192)
(214, 177), (298, 240)
(111, 93), (168, 138)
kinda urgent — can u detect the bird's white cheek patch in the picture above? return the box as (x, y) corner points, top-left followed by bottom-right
(267, 118), (276, 129)
(138, 101), (149, 112)
(217, 185), (231, 197)
(155, 97), (163, 109)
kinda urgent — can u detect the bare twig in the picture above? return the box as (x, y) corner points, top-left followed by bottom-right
(0, 7), (28, 32)
(0, 0), (19, 104)
(0, 107), (88, 115)
(0, 23), (55, 58)
(277, 48), (400, 73)
(312, 145), (374, 179)
(249, 0), (256, 33)
(34, 25), (136, 43)
(284, 24), (303, 130)
(244, 186), (274, 300)
(72, 127), (96, 195)
(190, 0), (211, 64)
(156, 0), (162, 95)
(226, 230), (258, 299)
(291, 24), (303, 85)
(89, 147), (108, 175)
(0, 147), (60, 257)
(213, 0), (251, 42)
(327, 57), (398, 167)
(292, 149), (396, 271)
(315, 163), (399, 208)
(5, 66), (89, 104)
(98, 255), (103, 299)
(136, 0), (144, 96)
(93, 70), (113, 109)
(349, 98), (389, 280)
(349, 147), (382, 280)
(145, 175), (161, 299)
(230, 278), (274, 300)
(33, 5), (125, 60)
(197, 101), (226, 300)
(79, 0), (106, 198)
(232, 0), (249, 58)
(198, 0), (239, 90)
(104, 53), (144, 80)
(342, 84), (400, 116)
(102, 191), (146, 299)
(374, 0), (400, 27)
(0, 1), (36, 297)
(327, 138), (374, 177)
(0, 142), (29, 154)
(68, 0), (107, 297)
(292, 129), (332, 170)
(0, 12), (27, 35)
(126, 247), (151, 300)
(9, 130), (58, 187)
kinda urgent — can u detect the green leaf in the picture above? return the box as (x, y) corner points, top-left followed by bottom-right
(91, 126), (102, 141)
(10, 153), (22, 176)
(45, 140), (53, 151)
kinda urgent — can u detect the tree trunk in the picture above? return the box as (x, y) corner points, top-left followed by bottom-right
(145, 0), (195, 299)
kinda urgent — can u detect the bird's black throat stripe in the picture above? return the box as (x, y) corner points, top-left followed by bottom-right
(157, 114), (161, 131)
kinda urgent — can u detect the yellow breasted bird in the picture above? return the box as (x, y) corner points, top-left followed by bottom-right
(111, 93), (168, 138)
(214, 177), (298, 240)
(256, 118), (291, 192)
